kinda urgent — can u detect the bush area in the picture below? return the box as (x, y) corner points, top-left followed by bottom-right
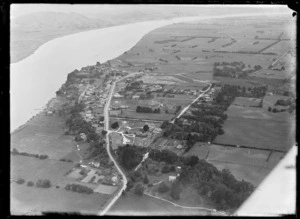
(136, 106), (161, 114)
(59, 158), (73, 163)
(65, 184), (94, 194)
(116, 145), (146, 171)
(16, 178), (25, 185)
(120, 145), (254, 211)
(11, 148), (49, 160)
(179, 161), (254, 211)
(213, 61), (262, 79)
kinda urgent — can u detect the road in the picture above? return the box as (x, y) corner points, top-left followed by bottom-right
(271, 51), (289, 66)
(99, 72), (139, 215)
(144, 192), (228, 216)
(171, 83), (212, 123)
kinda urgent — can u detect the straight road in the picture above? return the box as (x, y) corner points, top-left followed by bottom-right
(171, 83), (212, 123)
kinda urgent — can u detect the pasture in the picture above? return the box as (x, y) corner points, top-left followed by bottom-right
(214, 116), (294, 151)
(11, 155), (75, 185)
(11, 113), (74, 160)
(11, 183), (110, 215)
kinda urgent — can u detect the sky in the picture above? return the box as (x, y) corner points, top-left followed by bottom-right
(11, 4), (292, 19)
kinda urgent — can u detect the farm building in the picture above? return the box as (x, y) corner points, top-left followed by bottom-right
(169, 175), (177, 182)
(132, 94), (141, 100)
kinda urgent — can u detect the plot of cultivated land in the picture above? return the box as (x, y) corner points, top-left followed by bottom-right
(81, 169), (96, 183)
(11, 184), (110, 215)
(232, 97), (262, 107)
(11, 113), (74, 160)
(11, 155), (75, 184)
(67, 168), (82, 179)
(249, 68), (292, 80)
(214, 116), (295, 151)
(94, 184), (118, 194)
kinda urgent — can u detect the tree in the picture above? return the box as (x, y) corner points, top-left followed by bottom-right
(158, 182), (169, 193)
(111, 121), (119, 129)
(134, 183), (145, 196)
(16, 178), (25, 184)
(102, 130), (107, 136)
(143, 124), (150, 132)
(272, 108), (277, 113)
(27, 181), (34, 187)
(268, 107), (272, 112)
(143, 175), (149, 184)
(36, 179), (51, 188)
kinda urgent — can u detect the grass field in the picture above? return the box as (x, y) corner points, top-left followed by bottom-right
(214, 116), (294, 151)
(108, 191), (209, 216)
(11, 113), (74, 160)
(11, 155), (75, 185)
(11, 183), (110, 215)
(226, 105), (291, 122)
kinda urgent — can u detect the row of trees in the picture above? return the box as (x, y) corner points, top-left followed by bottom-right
(136, 106), (161, 114)
(65, 184), (93, 194)
(11, 148), (48, 160)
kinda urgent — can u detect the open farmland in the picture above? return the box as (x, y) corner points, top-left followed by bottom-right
(214, 116), (294, 151)
(185, 144), (285, 186)
(11, 183), (110, 215)
(11, 155), (75, 184)
(11, 113), (75, 160)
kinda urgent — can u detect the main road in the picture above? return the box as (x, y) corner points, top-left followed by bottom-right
(99, 73), (139, 215)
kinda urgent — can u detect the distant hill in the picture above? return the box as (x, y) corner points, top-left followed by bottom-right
(11, 11), (106, 32)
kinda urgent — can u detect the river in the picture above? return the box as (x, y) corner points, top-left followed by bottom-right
(10, 13), (271, 132)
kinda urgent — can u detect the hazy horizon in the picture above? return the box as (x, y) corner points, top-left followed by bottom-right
(11, 4), (292, 19)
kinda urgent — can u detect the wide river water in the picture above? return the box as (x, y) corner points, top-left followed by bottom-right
(10, 13), (270, 132)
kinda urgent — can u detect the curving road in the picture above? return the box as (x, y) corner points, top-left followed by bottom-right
(99, 73), (139, 215)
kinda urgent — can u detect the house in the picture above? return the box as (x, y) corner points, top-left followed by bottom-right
(169, 175), (177, 182)
(89, 161), (100, 168)
(176, 144), (183, 149)
(153, 128), (162, 133)
(132, 94), (140, 100)
(114, 93), (124, 98)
